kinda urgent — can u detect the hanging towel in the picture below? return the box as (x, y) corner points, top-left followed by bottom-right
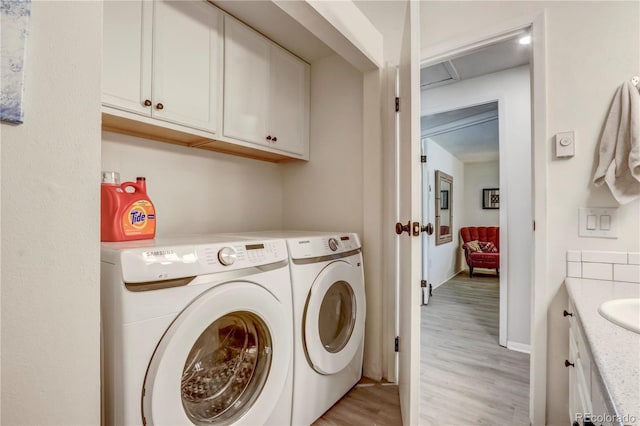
(592, 81), (640, 204)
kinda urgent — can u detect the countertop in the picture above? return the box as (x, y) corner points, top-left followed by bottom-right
(565, 278), (640, 425)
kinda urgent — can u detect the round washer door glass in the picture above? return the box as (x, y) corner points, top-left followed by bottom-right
(304, 259), (365, 375)
(318, 281), (355, 353)
(181, 311), (272, 424)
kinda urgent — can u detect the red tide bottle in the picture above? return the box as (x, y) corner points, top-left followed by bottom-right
(101, 172), (156, 242)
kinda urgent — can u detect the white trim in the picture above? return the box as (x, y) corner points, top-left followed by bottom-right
(507, 341), (531, 354)
(418, 11), (547, 426)
(431, 269), (465, 290)
(498, 96), (509, 349)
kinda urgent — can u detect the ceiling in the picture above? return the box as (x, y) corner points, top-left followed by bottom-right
(423, 102), (499, 163)
(421, 36), (530, 89)
(209, 1), (334, 63)
(421, 36), (530, 163)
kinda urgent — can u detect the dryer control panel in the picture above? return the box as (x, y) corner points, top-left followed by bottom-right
(117, 239), (287, 283)
(287, 233), (361, 260)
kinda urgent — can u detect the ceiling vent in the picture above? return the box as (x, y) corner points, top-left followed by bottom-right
(420, 60), (460, 89)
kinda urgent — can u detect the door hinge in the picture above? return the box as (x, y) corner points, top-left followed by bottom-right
(420, 155), (427, 163)
(420, 279), (427, 287)
(533, 220), (536, 231)
(394, 336), (399, 352)
(395, 97), (400, 112)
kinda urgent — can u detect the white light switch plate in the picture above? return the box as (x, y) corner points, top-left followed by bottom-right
(579, 207), (618, 238)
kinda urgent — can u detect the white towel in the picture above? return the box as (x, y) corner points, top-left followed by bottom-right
(592, 81), (640, 204)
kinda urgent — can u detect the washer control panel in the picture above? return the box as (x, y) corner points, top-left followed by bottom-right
(287, 233), (361, 260)
(119, 239), (287, 283)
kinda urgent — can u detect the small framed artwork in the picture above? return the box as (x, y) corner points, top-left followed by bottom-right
(440, 189), (449, 210)
(483, 188), (499, 209)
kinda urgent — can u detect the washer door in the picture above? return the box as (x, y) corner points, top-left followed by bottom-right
(142, 281), (291, 425)
(304, 260), (365, 375)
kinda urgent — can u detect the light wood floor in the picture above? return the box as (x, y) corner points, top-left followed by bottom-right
(420, 271), (530, 425)
(313, 271), (529, 426)
(312, 378), (401, 426)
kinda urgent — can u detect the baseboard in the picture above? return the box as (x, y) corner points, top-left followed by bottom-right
(507, 341), (531, 354)
(432, 269), (465, 289)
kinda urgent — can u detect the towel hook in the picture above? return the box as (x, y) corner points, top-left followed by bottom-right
(632, 76), (639, 87)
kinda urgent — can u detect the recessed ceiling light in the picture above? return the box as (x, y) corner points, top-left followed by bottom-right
(519, 35), (531, 45)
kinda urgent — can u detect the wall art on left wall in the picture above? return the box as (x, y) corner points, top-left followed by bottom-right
(1, 0), (31, 124)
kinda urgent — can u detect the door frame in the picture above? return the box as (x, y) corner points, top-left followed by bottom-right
(420, 95), (508, 348)
(396, 11), (548, 425)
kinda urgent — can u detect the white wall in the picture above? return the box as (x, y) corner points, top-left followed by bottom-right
(463, 161), (499, 228)
(0, 2), (101, 424)
(424, 139), (465, 287)
(101, 132), (284, 235)
(422, 66), (532, 348)
(283, 54), (363, 235)
(421, 2), (640, 424)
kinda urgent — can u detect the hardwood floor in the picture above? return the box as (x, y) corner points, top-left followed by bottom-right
(312, 271), (529, 426)
(420, 271), (530, 425)
(312, 379), (401, 426)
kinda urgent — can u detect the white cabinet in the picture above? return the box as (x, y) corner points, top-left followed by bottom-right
(223, 17), (309, 158)
(567, 300), (614, 426)
(103, 0), (222, 133)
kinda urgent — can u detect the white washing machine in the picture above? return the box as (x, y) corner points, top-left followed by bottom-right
(101, 235), (293, 426)
(224, 231), (366, 425)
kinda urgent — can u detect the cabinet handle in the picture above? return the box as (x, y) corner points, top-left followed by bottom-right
(272, 136), (277, 142)
(155, 103), (164, 110)
(565, 360), (574, 368)
(266, 135), (272, 141)
(143, 99), (152, 107)
(563, 310), (573, 317)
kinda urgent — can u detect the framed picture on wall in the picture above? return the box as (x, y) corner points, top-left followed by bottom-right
(483, 188), (499, 209)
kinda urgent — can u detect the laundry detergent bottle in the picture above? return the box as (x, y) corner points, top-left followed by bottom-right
(101, 172), (156, 242)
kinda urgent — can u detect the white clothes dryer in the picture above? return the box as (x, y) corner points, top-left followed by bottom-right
(101, 235), (293, 426)
(224, 231), (366, 425)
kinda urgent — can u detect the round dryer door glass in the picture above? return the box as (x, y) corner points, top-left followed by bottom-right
(181, 311), (272, 424)
(318, 281), (356, 353)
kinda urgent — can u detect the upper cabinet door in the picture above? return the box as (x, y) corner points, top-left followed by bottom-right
(152, 0), (222, 133)
(269, 46), (309, 157)
(223, 17), (270, 145)
(102, 0), (152, 115)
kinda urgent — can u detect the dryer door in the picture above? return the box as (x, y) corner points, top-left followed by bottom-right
(304, 260), (365, 375)
(142, 281), (291, 425)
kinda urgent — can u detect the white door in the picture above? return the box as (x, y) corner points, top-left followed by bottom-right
(420, 138), (432, 305)
(152, 0), (222, 132)
(396, 2), (422, 426)
(303, 260), (365, 374)
(269, 45), (308, 156)
(102, 0), (152, 115)
(142, 282), (291, 426)
(223, 17), (270, 145)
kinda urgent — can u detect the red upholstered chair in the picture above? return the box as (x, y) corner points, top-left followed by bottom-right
(460, 227), (500, 277)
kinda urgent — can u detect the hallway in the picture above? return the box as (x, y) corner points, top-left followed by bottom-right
(420, 271), (530, 425)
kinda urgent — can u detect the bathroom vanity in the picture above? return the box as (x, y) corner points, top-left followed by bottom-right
(565, 277), (639, 426)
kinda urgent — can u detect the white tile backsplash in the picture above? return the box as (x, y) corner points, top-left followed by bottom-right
(582, 262), (613, 280)
(613, 264), (640, 283)
(567, 250), (581, 262)
(581, 250), (628, 264)
(566, 249), (639, 283)
(567, 262), (582, 278)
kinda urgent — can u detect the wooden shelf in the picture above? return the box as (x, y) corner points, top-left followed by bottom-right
(102, 112), (301, 163)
